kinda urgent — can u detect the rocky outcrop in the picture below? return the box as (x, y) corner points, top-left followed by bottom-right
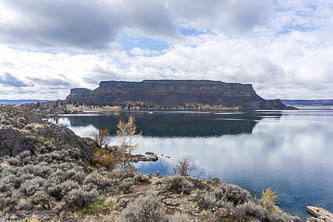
(0, 128), (35, 156)
(306, 206), (333, 222)
(66, 80), (295, 110)
(0, 104), (93, 161)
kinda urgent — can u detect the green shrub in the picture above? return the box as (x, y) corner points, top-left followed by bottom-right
(260, 187), (278, 211)
(76, 199), (114, 216)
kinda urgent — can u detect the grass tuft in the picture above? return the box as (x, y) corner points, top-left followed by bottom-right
(75, 199), (114, 217)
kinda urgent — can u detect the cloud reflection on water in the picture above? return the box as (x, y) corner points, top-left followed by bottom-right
(50, 111), (333, 217)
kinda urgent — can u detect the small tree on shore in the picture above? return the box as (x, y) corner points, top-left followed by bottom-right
(116, 116), (141, 155)
(173, 157), (194, 176)
(92, 129), (111, 148)
(260, 187), (278, 211)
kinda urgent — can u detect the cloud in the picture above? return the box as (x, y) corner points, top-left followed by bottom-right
(27, 77), (70, 86)
(0, 0), (274, 50)
(0, 1), (333, 99)
(166, 0), (273, 32)
(0, 72), (29, 87)
(0, 0), (177, 50)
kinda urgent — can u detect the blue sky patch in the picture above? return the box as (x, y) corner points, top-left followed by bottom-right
(180, 27), (205, 36)
(117, 35), (169, 52)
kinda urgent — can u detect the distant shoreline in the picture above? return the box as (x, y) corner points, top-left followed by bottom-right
(0, 100), (49, 105)
(290, 106), (333, 110)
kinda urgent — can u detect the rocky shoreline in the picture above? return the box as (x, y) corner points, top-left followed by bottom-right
(0, 102), (329, 221)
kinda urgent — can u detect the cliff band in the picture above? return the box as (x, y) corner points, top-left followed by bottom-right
(66, 80), (292, 110)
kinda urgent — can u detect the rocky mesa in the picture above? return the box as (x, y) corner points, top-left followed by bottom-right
(66, 80), (295, 110)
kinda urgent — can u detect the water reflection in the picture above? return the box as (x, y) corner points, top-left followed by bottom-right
(50, 111), (283, 137)
(49, 110), (333, 217)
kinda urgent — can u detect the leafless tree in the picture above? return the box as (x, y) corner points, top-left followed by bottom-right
(173, 157), (194, 176)
(92, 128), (111, 148)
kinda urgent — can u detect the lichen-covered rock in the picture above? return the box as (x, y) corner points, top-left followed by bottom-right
(35, 123), (93, 162)
(0, 128), (35, 157)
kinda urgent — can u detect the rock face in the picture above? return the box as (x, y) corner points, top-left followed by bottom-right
(67, 80), (294, 110)
(0, 128), (35, 156)
(0, 104), (93, 161)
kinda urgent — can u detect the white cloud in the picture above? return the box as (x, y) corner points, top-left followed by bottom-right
(0, 0), (332, 99)
(0, 72), (29, 87)
(0, 0), (177, 50)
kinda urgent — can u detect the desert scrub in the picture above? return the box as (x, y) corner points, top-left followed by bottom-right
(168, 214), (198, 222)
(195, 183), (252, 209)
(134, 173), (150, 184)
(235, 201), (301, 222)
(118, 178), (134, 194)
(95, 153), (116, 170)
(162, 175), (194, 194)
(83, 172), (112, 193)
(117, 191), (166, 222)
(0, 148), (112, 213)
(64, 188), (99, 210)
(31, 190), (53, 210)
(195, 189), (234, 211)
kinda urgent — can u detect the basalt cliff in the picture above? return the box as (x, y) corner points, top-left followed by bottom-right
(66, 80), (294, 110)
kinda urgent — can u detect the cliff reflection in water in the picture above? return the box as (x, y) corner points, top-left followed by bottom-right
(49, 110), (333, 217)
(52, 111), (281, 137)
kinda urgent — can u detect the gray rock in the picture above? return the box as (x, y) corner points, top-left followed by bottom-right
(0, 128), (35, 156)
(35, 123), (93, 162)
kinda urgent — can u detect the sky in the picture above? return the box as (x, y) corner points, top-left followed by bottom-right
(0, 0), (332, 100)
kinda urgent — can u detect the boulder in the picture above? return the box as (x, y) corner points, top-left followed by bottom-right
(0, 128), (35, 156)
(35, 123), (93, 162)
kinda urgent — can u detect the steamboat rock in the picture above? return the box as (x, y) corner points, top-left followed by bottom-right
(66, 80), (294, 110)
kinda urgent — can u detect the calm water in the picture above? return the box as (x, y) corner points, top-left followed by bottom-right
(49, 110), (333, 217)
(0, 100), (47, 104)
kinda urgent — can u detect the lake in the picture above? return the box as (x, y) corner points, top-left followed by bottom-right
(0, 100), (47, 104)
(49, 110), (333, 218)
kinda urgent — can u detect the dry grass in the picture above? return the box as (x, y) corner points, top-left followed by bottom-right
(95, 153), (117, 171)
(25, 216), (39, 222)
(0, 162), (11, 168)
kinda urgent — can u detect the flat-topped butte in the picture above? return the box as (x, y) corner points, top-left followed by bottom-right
(67, 80), (295, 110)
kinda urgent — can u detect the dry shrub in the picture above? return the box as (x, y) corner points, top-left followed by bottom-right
(117, 191), (165, 222)
(173, 157), (193, 176)
(23, 109), (33, 123)
(92, 129), (111, 148)
(97, 154), (116, 170)
(235, 201), (301, 222)
(163, 175), (193, 195)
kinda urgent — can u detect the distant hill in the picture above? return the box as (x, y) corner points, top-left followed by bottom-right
(282, 100), (333, 107)
(66, 80), (295, 110)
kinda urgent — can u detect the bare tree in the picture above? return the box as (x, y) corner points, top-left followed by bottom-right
(92, 128), (111, 148)
(173, 157), (194, 176)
